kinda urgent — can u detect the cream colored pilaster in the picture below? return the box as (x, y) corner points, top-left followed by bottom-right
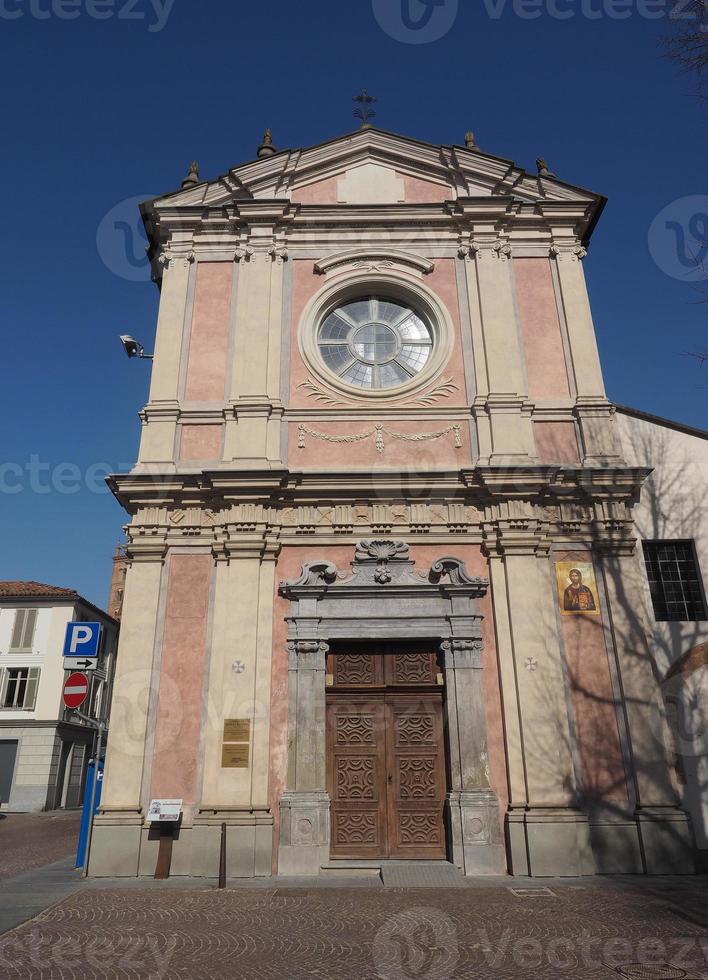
(199, 539), (263, 809)
(484, 515), (592, 875)
(551, 245), (622, 464)
(89, 546), (165, 876)
(463, 242), (534, 464)
(486, 518), (577, 807)
(138, 253), (194, 465)
(223, 209), (289, 468)
(485, 553), (527, 808)
(251, 539), (280, 808)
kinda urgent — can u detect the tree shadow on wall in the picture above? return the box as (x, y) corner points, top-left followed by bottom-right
(517, 420), (707, 877)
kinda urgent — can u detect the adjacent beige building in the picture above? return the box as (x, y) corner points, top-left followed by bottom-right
(91, 127), (704, 878)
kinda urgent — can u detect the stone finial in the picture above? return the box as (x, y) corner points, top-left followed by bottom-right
(464, 131), (479, 151)
(536, 156), (556, 178)
(181, 161), (200, 188)
(257, 128), (277, 158)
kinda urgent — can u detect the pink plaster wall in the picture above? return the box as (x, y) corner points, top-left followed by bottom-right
(402, 175), (451, 203)
(179, 424), (222, 462)
(534, 421), (580, 464)
(514, 258), (570, 400)
(269, 542), (508, 870)
(150, 553), (212, 804)
(184, 262), (232, 402)
(289, 259), (471, 466)
(291, 176), (339, 205)
(558, 550), (629, 805)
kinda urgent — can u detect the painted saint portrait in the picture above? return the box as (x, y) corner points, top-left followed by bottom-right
(555, 561), (600, 616)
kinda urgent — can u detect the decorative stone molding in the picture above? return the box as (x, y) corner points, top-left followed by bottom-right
(157, 248), (195, 269)
(296, 376), (459, 408)
(440, 637), (484, 669)
(549, 243), (587, 261)
(429, 557), (488, 589)
(408, 377), (459, 406)
(459, 240), (512, 261)
(233, 245), (255, 262)
(313, 247), (434, 278)
(267, 244), (289, 264)
(297, 422), (462, 454)
(286, 639), (329, 671)
(354, 539), (409, 562)
(296, 380), (349, 406)
(281, 561), (338, 589)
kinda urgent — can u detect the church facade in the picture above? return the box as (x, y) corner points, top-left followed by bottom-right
(90, 127), (700, 878)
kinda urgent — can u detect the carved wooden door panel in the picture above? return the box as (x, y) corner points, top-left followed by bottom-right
(385, 694), (446, 859)
(327, 698), (388, 859)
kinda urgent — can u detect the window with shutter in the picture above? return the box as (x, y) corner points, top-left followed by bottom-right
(1, 668), (40, 709)
(24, 668), (40, 710)
(9, 609), (37, 651)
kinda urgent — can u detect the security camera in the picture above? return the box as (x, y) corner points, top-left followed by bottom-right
(119, 335), (153, 360)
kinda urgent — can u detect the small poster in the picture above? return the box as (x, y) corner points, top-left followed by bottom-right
(146, 799), (182, 823)
(555, 561), (600, 616)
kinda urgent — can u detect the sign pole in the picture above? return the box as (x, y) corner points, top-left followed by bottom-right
(82, 717), (104, 879)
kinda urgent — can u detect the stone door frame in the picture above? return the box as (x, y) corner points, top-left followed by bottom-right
(277, 540), (505, 876)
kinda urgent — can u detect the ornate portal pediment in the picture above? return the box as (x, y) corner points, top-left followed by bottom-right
(280, 539), (488, 597)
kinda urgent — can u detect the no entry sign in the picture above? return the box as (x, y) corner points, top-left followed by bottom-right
(63, 672), (89, 710)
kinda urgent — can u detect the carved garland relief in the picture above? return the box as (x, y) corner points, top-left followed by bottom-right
(297, 422), (462, 454)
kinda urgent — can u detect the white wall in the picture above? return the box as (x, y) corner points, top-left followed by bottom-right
(0, 601), (118, 723)
(617, 410), (708, 852)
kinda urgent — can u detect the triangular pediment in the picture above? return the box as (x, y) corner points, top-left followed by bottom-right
(151, 128), (601, 212)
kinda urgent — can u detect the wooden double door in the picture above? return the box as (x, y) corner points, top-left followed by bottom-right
(326, 648), (447, 860)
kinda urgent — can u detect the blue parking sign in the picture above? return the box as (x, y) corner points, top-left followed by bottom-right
(63, 622), (102, 659)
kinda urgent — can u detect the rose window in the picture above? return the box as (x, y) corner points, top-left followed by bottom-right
(317, 296), (434, 390)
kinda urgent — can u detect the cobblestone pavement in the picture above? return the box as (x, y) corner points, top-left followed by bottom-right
(0, 812), (80, 881)
(0, 878), (707, 979)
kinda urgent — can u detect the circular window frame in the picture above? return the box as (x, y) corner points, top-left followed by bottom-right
(299, 272), (455, 401)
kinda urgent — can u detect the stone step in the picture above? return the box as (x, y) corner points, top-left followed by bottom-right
(320, 862), (382, 878)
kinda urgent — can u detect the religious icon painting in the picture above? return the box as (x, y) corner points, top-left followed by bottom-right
(555, 561), (601, 616)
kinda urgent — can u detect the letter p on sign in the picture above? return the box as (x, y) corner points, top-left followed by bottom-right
(63, 622), (102, 659)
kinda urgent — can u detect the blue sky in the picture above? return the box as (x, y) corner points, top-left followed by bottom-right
(0, 0), (705, 606)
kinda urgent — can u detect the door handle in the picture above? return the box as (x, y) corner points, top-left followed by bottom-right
(387, 774), (392, 783)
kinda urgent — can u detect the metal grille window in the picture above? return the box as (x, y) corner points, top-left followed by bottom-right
(642, 540), (706, 622)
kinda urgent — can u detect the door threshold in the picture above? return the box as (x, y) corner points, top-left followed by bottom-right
(320, 861), (382, 878)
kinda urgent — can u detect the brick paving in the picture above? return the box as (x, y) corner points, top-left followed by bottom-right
(0, 878), (706, 979)
(0, 812), (81, 881)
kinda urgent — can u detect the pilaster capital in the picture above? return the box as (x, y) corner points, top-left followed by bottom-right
(459, 239), (512, 262)
(549, 242), (587, 262)
(233, 245), (255, 262)
(124, 537), (168, 564)
(157, 248), (195, 270)
(440, 637), (483, 669)
(212, 532), (275, 564)
(590, 522), (638, 557)
(481, 520), (552, 558)
(286, 639), (329, 671)
(267, 244), (289, 264)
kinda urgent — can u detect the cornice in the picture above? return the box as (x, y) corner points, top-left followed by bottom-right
(108, 465), (652, 524)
